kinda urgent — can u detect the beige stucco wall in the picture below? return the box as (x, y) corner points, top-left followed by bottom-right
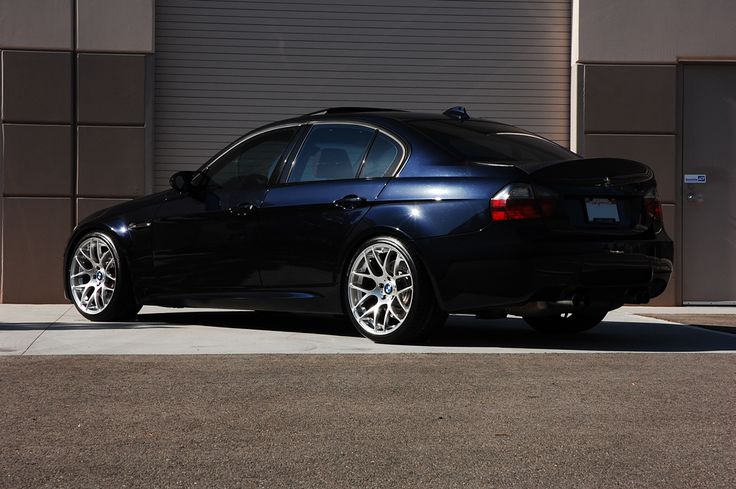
(575, 0), (736, 63)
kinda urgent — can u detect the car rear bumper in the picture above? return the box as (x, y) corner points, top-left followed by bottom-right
(415, 230), (673, 313)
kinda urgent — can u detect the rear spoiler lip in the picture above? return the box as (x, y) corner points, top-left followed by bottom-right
(472, 157), (655, 183)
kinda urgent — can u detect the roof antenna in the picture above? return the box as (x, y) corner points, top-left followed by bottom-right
(443, 106), (470, 120)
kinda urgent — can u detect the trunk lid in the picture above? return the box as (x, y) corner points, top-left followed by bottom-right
(524, 158), (658, 237)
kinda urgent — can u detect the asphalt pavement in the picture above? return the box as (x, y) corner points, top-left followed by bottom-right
(1, 305), (735, 488)
(2, 354), (734, 488)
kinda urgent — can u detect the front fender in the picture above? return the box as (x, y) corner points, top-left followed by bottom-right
(63, 222), (135, 301)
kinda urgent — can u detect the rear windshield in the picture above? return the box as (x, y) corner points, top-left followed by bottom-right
(408, 119), (577, 163)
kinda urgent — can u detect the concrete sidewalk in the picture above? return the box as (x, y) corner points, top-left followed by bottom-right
(2, 304), (736, 355)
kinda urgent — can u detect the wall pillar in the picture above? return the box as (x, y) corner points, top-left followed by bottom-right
(0, 0), (153, 303)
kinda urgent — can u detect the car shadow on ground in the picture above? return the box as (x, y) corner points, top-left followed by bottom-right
(433, 316), (736, 352)
(2, 310), (735, 352)
(138, 311), (736, 352)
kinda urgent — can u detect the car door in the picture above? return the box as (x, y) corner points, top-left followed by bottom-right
(258, 122), (406, 288)
(152, 125), (301, 295)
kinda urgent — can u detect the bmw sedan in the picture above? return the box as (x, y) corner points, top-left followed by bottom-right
(64, 107), (673, 343)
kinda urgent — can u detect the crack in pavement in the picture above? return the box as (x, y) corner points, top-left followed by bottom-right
(21, 305), (73, 355)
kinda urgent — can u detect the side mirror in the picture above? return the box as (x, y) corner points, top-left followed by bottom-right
(170, 171), (196, 193)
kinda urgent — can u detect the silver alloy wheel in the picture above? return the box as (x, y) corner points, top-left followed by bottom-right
(69, 236), (117, 314)
(348, 242), (414, 336)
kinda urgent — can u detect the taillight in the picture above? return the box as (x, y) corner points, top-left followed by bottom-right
(490, 183), (556, 221)
(643, 189), (663, 222)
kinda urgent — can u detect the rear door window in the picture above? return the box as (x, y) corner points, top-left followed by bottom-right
(287, 124), (375, 183)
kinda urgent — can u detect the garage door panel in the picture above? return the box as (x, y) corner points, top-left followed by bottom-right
(154, 0), (571, 191)
(156, 80), (571, 91)
(155, 67), (570, 79)
(156, 41), (570, 55)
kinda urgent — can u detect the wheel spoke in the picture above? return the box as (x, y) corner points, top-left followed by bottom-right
(369, 248), (384, 276)
(395, 297), (410, 312)
(387, 306), (402, 322)
(348, 241), (415, 336)
(82, 283), (95, 303)
(95, 288), (103, 310)
(82, 244), (96, 266)
(99, 250), (112, 264)
(69, 236), (117, 315)
(74, 255), (92, 271)
(381, 305), (392, 331)
(351, 293), (373, 312)
(382, 249), (392, 273)
(349, 283), (372, 294)
(351, 270), (374, 280)
(359, 303), (379, 321)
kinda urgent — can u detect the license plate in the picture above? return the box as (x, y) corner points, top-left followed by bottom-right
(585, 198), (620, 223)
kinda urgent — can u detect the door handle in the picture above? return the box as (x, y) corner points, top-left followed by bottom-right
(228, 202), (255, 216)
(334, 194), (367, 210)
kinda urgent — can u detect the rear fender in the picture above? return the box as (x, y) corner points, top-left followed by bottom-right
(369, 174), (522, 239)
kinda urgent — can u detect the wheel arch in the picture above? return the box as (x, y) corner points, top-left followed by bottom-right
(63, 223), (137, 302)
(338, 225), (446, 313)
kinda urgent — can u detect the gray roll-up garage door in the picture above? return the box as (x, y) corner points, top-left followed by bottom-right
(154, 0), (571, 190)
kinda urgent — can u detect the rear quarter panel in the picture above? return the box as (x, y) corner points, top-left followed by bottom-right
(363, 169), (524, 239)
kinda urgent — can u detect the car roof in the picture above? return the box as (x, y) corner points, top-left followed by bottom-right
(268, 107), (520, 133)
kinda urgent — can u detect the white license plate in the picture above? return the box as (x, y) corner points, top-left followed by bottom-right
(585, 198), (620, 223)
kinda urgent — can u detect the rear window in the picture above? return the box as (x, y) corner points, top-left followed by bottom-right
(408, 119), (577, 163)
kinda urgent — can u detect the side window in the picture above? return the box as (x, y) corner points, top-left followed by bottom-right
(205, 127), (297, 190)
(288, 124), (375, 183)
(359, 132), (402, 178)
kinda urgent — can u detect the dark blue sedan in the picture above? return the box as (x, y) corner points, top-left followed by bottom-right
(64, 107), (673, 343)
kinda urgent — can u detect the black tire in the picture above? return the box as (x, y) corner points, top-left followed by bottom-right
(67, 231), (141, 322)
(523, 310), (607, 334)
(344, 236), (446, 344)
